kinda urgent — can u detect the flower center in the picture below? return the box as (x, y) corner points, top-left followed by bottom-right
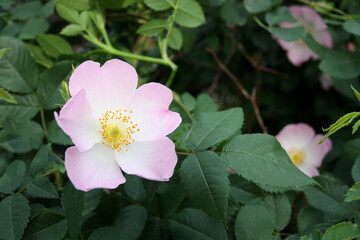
(288, 148), (306, 166)
(98, 110), (139, 152)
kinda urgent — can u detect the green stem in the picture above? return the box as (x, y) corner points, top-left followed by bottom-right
(40, 106), (47, 135)
(165, 67), (178, 87)
(85, 34), (170, 67)
(172, 91), (193, 121)
(163, 0), (180, 55)
(252, 16), (268, 30)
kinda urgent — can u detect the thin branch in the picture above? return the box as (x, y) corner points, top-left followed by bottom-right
(206, 47), (268, 134)
(237, 43), (289, 78)
(209, 28), (238, 95)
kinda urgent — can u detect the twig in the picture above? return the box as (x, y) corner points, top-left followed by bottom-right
(209, 29), (238, 95)
(237, 43), (289, 78)
(206, 47), (268, 134)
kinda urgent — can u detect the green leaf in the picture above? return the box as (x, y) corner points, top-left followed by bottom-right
(46, 120), (72, 145)
(303, 34), (331, 59)
(42, 1), (55, 17)
(351, 85), (360, 102)
(194, 94), (217, 115)
(352, 157), (360, 182)
(175, 0), (206, 28)
(0, 94), (39, 124)
(222, 134), (316, 190)
(114, 205), (147, 240)
(264, 194), (291, 231)
(27, 44), (53, 69)
(12, 1), (42, 20)
(319, 50), (360, 79)
(235, 199), (273, 240)
(0, 0), (14, 9)
(352, 119), (360, 134)
(88, 227), (126, 240)
(181, 92), (196, 111)
(83, 189), (102, 220)
(169, 208), (228, 239)
(0, 88), (17, 104)
(0, 121), (43, 153)
(345, 182), (360, 202)
(60, 24), (84, 36)
(19, 17), (50, 40)
(159, 184), (186, 218)
(37, 61), (72, 108)
(343, 19), (360, 36)
(25, 210), (67, 240)
(268, 26), (306, 42)
(137, 19), (167, 36)
(244, 0), (271, 14)
(0, 36), (38, 93)
(25, 178), (59, 199)
(209, 0), (224, 7)
(0, 47), (9, 59)
(304, 176), (352, 216)
(144, 0), (174, 11)
(0, 194), (30, 240)
(57, 0), (91, 11)
(29, 144), (51, 176)
(56, 3), (80, 23)
(320, 112), (360, 143)
(0, 160), (26, 194)
(265, 6), (296, 26)
(322, 222), (360, 240)
(169, 27), (183, 50)
(180, 151), (229, 222)
(220, 0), (248, 26)
(123, 175), (147, 202)
(100, 0), (136, 9)
(61, 182), (84, 239)
(186, 107), (243, 150)
(297, 206), (324, 234)
(37, 34), (73, 58)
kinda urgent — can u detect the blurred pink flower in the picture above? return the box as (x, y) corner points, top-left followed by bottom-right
(276, 5), (332, 66)
(55, 59), (181, 191)
(347, 42), (355, 52)
(276, 123), (332, 177)
(319, 73), (333, 91)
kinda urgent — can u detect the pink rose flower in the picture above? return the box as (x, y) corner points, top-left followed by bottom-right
(276, 123), (332, 177)
(347, 42), (355, 52)
(54, 59), (182, 191)
(276, 5), (332, 66)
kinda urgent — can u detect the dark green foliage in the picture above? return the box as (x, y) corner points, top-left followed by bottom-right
(61, 182), (84, 239)
(180, 151), (229, 222)
(169, 208), (228, 239)
(0, 194), (31, 240)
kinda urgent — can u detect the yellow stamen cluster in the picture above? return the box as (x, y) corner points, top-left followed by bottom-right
(98, 110), (139, 152)
(288, 148), (306, 166)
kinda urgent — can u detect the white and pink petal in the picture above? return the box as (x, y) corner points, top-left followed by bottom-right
(115, 137), (177, 181)
(65, 144), (126, 192)
(128, 83), (182, 141)
(54, 89), (101, 152)
(69, 59), (138, 115)
(276, 123), (315, 150)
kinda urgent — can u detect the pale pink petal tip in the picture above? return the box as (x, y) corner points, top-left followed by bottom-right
(65, 145), (126, 192)
(54, 89), (101, 152)
(276, 123), (315, 149)
(116, 137), (177, 181)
